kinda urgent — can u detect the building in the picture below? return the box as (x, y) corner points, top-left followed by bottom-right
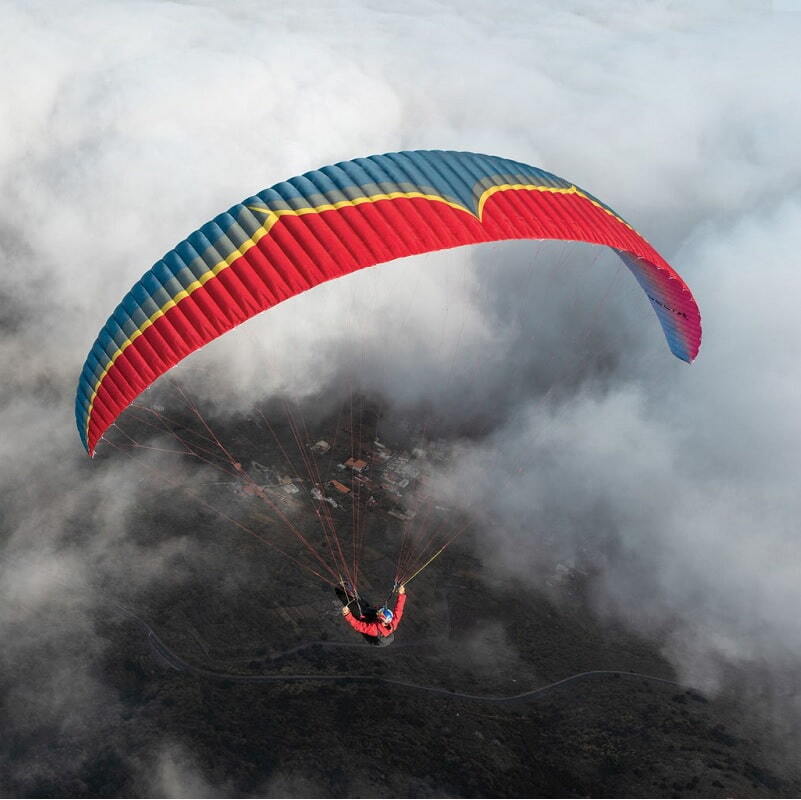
(344, 457), (368, 473)
(328, 479), (351, 495)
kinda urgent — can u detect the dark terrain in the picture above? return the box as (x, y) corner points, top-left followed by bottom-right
(4, 393), (800, 797)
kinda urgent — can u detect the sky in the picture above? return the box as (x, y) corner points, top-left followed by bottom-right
(2, 0), (801, 794)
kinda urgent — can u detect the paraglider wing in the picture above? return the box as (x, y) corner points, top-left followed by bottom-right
(75, 150), (702, 455)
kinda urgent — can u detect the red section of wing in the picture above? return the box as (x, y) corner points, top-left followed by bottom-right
(87, 190), (680, 453)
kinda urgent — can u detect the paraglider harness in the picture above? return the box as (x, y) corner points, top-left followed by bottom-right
(337, 582), (398, 647)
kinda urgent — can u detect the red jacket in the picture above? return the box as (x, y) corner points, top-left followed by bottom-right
(345, 593), (406, 639)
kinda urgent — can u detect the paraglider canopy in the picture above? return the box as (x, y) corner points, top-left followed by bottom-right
(75, 149), (701, 456)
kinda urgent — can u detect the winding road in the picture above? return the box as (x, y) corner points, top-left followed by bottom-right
(123, 604), (686, 704)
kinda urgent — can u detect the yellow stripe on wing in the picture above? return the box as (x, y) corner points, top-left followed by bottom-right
(246, 189), (470, 219)
(476, 183), (633, 230)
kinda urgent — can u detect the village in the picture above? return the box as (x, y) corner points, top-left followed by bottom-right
(232, 425), (438, 526)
